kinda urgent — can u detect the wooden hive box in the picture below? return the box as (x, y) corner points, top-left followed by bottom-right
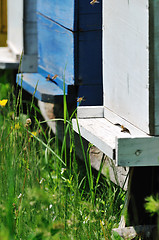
(17, 0), (103, 106)
(0, 0), (37, 72)
(73, 0), (159, 167)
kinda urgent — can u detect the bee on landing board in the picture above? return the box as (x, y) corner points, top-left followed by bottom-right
(121, 125), (131, 134)
(90, 0), (99, 5)
(46, 74), (58, 85)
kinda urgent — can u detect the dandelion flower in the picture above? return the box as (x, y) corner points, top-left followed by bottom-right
(0, 99), (8, 107)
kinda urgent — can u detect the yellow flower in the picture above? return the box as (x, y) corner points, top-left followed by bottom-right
(11, 123), (20, 130)
(0, 99), (8, 107)
(31, 131), (37, 137)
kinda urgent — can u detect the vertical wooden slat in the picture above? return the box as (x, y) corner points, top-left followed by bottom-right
(0, 0), (7, 46)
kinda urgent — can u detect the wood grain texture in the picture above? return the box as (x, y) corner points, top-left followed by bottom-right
(38, 14), (74, 86)
(37, 0), (102, 31)
(150, 0), (159, 135)
(0, 47), (19, 69)
(103, 0), (149, 134)
(7, 0), (23, 55)
(72, 117), (147, 163)
(116, 137), (159, 166)
(77, 106), (104, 118)
(17, 73), (63, 102)
(72, 115), (159, 167)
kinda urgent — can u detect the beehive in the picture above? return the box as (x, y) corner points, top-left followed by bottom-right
(73, 0), (159, 166)
(17, 0), (103, 106)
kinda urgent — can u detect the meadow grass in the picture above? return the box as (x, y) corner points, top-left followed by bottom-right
(0, 71), (125, 240)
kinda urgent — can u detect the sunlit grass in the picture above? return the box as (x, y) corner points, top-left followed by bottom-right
(0, 71), (125, 240)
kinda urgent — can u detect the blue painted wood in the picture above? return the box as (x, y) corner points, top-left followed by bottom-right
(78, 30), (102, 85)
(17, 1), (103, 106)
(37, 0), (102, 31)
(38, 14), (75, 86)
(16, 73), (64, 102)
(77, 85), (103, 106)
(37, 0), (75, 30)
(38, 13), (102, 85)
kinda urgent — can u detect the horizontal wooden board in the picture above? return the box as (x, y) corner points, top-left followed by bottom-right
(77, 106), (104, 118)
(0, 47), (19, 69)
(72, 115), (159, 167)
(116, 137), (159, 166)
(17, 73), (64, 102)
(72, 117), (142, 161)
(37, 0), (102, 31)
(72, 118), (115, 160)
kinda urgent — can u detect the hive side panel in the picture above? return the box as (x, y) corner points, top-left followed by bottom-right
(103, 0), (149, 133)
(7, 0), (23, 55)
(37, 14), (74, 85)
(78, 30), (102, 86)
(78, 0), (102, 31)
(37, 0), (74, 30)
(150, 0), (159, 135)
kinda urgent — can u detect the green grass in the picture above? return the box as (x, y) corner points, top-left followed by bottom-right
(0, 71), (125, 240)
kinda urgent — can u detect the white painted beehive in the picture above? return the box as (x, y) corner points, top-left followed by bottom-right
(72, 0), (159, 167)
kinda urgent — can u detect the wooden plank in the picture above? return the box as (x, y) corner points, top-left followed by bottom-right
(78, 30), (102, 85)
(0, 47), (19, 69)
(37, 14), (74, 86)
(0, 0), (7, 46)
(72, 118), (115, 159)
(72, 116), (159, 167)
(37, 0), (75, 30)
(72, 118), (136, 160)
(103, 0), (150, 134)
(104, 107), (148, 136)
(37, 0), (102, 31)
(7, 0), (23, 56)
(150, 0), (159, 135)
(116, 137), (159, 166)
(77, 106), (104, 118)
(17, 73), (64, 102)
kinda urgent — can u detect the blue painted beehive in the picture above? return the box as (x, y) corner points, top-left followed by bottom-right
(17, 0), (102, 106)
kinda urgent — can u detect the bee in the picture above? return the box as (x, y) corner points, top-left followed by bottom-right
(121, 125), (131, 134)
(77, 96), (85, 103)
(90, 0), (99, 5)
(46, 74), (58, 85)
(115, 123), (131, 134)
(52, 74), (58, 80)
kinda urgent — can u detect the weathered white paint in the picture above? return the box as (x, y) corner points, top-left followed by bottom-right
(72, 117), (150, 166)
(104, 107), (148, 135)
(103, 0), (149, 134)
(116, 137), (159, 166)
(77, 106), (104, 118)
(7, 0), (23, 56)
(0, 47), (19, 69)
(152, 0), (159, 135)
